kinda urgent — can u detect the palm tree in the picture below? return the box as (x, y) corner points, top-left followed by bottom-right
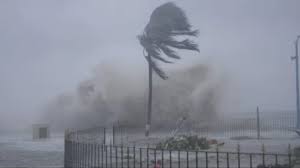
(138, 2), (199, 136)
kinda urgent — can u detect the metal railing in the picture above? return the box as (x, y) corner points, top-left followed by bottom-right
(111, 111), (297, 144)
(64, 128), (294, 168)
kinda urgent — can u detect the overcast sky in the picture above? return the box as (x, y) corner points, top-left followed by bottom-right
(0, 0), (300, 130)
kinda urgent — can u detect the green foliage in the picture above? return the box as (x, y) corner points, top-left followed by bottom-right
(156, 135), (210, 150)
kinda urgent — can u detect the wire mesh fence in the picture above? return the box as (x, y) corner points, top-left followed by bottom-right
(111, 110), (297, 145)
(65, 126), (106, 145)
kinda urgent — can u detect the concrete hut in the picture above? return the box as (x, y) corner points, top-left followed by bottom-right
(32, 124), (50, 139)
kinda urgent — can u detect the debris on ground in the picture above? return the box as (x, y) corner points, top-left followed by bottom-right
(155, 135), (213, 150)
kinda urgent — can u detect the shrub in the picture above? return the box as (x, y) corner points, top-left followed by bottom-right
(156, 135), (210, 150)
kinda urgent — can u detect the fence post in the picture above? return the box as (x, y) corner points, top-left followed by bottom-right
(261, 143), (265, 167)
(98, 144), (100, 168)
(76, 141), (80, 167)
(101, 144), (104, 168)
(77, 141), (79, 168)
(87, 143), (90, 168)
(104, 127), (106, 145)
(93, 143), (95, 168)
(147, 145), (149, 168)
(105, 145), (108, 168)
(127, 146), (130, 168)
(77, 142), (80, 168)
(93, 143), (96, 168)
(121, 127), (124, 145)
(178, 150), (180, 168)
(113, 125), (115, 145)
(73, 141), (75, 168)
(237, 144), (241, 168)
(288, 144), (292, 168)
(84, 143), (87, 167)
(121, 145), (124, 168)
(110, 144), (113, 167)
(161, 149), (164, 168)
(205, 152), (208, 168)
(64, 129), (68, 168)
(94, 143), (97, 167)
(87, 143), (89, 168)
(226, 152), (229, 168)
(134, 146), (136, 168)
(82, 142), (85, 168)
(250, 154), (253, 168)
(116, 146), (118, 168)
(256, 106), (261, 139)
(88, 143), (93, 167)
(169, 150), (172, 168)
(90, 143), (93, 168)
(216, 146), (219, 168)
(71, 136), (73, 168)
(196, 151), (198, 168)
(186, 151), (189, 168)
(154, 149), (157, 164)
(80, 142), (82, 168)
(140, 148), (142, 168)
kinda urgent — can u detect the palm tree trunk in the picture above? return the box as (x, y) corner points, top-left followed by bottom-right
(145, 54), (153, 137)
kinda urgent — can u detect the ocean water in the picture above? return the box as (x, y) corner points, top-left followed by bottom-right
(0, 133), (64, 167)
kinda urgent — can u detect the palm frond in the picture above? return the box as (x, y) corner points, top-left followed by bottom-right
(139, 35), (173, 64)
(158, 44), (181, 59)
(162, 38), (199, 52)
(138, 2), (199, 79)
(170, 30), (199, 37)
(146, 2), (192, 36)
(145, 56), (168, 80)
(151, 52), (173, 63)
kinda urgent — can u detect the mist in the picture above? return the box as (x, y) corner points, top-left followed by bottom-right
(42, 62), (223, 131)
(0, 0), (300, 132)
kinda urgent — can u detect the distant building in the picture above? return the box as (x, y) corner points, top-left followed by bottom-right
(32, 124), (50, 139)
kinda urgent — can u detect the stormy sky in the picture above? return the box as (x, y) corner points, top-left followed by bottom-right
(0, 0), (300, 131)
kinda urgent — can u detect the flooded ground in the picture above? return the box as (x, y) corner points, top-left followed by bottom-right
(0, 132), (64, 167)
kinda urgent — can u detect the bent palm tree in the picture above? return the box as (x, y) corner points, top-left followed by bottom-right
(138, 2), (199, 136)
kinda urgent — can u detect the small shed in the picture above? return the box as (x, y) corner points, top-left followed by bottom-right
(32, 124), (50, 139)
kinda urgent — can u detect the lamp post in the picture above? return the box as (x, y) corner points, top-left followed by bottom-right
(292, 35), (300, 129)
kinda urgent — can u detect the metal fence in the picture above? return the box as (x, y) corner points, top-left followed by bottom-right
(111, 110), (297, 144)
(66, 126), (106, 143)
(207, 110), (297, 138)
(64, 129), (294, 168)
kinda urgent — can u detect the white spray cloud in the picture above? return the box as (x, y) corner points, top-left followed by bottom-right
(42, 61), (224, 131)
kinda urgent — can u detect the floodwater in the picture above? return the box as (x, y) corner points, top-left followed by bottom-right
(0, 133), (64, 167)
